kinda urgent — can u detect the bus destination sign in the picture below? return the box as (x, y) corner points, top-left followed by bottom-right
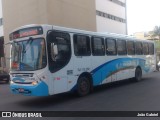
(9, 27), (43, 40)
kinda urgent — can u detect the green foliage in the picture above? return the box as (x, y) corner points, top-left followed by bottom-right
(152, 26), (160, 40)
(155, 41), (160, 47)
(155, 41), (160, 51)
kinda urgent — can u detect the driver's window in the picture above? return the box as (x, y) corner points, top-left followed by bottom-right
(47, 31), (71, 73)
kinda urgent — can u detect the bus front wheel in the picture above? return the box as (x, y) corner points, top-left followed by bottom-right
(134, 67), (142, 82)
(77, 77), (91, 96)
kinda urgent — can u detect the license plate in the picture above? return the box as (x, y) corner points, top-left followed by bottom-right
(18, 88), (24, 92)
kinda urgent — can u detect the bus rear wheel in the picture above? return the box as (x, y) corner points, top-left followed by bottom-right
(77, 77), (91, 96)
(135, 67), (142, 82)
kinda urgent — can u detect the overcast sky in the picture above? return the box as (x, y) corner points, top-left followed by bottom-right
(127, 0), (160, 35)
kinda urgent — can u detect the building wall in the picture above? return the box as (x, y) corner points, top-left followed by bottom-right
(2, 0), (96, 70)
(133, 32), (158, 40)
(46, 0), (96, 31)
(0, 0), (3, 37)
(0, 26), (3, 37)
(2, 0), (49, 69)
(133, 32), (145, 39)
(96, 16), (126, 34)
(96, 0), (127, 34)
(2, 0), (127, 70)
(2, 0), (96, 41)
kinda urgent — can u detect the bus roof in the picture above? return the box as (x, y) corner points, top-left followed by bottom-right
(10, 24), (154, 43)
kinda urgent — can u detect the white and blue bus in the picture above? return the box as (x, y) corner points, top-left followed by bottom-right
(9, 24), (156, 96)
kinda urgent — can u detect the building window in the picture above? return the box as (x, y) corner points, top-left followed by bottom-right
(96, 10), (126, 23)
(92, 37), (105, 56)
(74, 34), (91, 56)
(117, 40), (127, 55)
(106, 38), (117, 55)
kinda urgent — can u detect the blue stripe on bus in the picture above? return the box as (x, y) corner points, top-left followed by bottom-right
(10, 81), (49, 96)
(91, 58), (150, 86)
(71, 58), (150, 91)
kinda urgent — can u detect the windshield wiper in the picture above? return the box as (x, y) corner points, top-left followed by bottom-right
(22, 37), (33, 53)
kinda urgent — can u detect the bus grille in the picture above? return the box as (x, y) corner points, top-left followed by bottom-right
(14, 81), (32, 84)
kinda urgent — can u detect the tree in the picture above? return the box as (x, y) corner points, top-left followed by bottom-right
(152, 26), (160, 64)
(152, 26), (160, 40)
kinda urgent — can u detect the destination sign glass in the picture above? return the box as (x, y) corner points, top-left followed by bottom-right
(9, 27), (43, 40)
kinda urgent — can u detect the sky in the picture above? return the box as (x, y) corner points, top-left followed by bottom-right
(127, 0), (160, 35)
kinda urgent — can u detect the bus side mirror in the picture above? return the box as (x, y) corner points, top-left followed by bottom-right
(51, 43), (58, 61)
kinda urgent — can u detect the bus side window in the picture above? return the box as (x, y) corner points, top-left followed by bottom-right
(127, 41), (135, 55)
(135, 42), (143, 55)
(105, 38), (117, 55)
(149, 43), (154, 55)
(73, 34), (91, 56)
(91, 37), (105, 56)
(143, 42), (149, 55)
(117, 40), (127, 55)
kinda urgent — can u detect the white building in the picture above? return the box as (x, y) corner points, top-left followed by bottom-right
(96, 0), (127, 34)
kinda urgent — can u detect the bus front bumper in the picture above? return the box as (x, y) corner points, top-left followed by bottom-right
(10, 81), (49, 96)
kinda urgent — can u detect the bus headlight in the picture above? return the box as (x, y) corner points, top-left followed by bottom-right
(10, 80), (14, 84)
(32, 81), (38, 86)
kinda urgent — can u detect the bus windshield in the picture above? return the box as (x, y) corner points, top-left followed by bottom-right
(11, 38), (47, 71)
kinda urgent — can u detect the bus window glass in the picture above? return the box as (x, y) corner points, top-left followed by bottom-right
(135, 42), (143, 55)
(127, 41), (135, 55)
(149, 43), (154, 55)
(117, 40), (127, 55)
(11, 38), (47, 71)
(92, 37), (105, 56)
(74, 35), (91, 56)
(143, 42), (149, 55)
(106, 38), (117, 55)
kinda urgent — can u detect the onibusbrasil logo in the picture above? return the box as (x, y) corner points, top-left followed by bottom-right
(1, 112), (42, 118)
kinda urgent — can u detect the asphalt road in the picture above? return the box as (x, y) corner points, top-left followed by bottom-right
(0, 72), (160, 120)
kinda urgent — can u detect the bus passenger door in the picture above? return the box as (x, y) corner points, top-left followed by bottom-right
(53, 76), (68, 94)
(47, 30), (72, 94)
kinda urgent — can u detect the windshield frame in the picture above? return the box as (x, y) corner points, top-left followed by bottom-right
(10, 37), (47, 71)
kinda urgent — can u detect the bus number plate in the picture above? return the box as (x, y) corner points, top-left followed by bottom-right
(18, 88), (24, 92)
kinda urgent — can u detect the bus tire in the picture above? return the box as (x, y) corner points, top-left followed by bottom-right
(134, 67), (142, 82)
(77, 76), (91, 97)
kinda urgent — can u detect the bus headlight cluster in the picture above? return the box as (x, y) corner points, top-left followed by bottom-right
(32, 81), (38, 86)
(10, 80), (14, 84)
